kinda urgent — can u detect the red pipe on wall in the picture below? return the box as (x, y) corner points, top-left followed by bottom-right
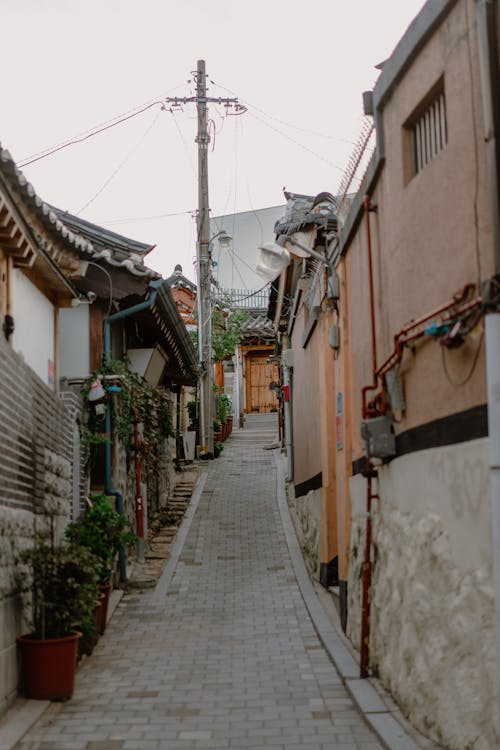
(362, 195), (379, 420)
(360, 461), (378, 678)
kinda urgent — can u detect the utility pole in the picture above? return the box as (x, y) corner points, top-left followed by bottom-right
(195, 59), (214, 457)
(166, 60), (242, 458)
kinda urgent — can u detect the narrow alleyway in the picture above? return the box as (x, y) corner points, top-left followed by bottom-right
(16, 415), (382, 750)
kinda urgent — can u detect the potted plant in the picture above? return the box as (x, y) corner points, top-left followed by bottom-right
(17, 536), (101, 700)
(65, 494), (136, 634)
(213, 419), (222, 443)
(214, 441), (223, 458)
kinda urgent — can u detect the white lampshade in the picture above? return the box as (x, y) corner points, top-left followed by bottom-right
(255, 242), (291, 282)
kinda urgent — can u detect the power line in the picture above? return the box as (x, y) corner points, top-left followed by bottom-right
(98, 209), (193, 226)
(76, 110), (163, 215)
(246, 110), (345, 172)
(17, 84), (190, 167)
(19, 101), (167, 167)
(211, 79), (358, 145)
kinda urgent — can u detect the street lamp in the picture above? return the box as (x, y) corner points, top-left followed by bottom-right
(255, 234), (332, 282)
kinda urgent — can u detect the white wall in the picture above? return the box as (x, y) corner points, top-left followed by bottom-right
(11, 270), (54, 386)
(59, 305), (90, 379)
(210, 205), (285, 290)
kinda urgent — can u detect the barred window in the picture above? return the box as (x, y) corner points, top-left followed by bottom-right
(412, 90), (447, 174)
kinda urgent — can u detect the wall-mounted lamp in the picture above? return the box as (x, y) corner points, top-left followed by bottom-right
(71, 291), (97, 307)
(256, 235), (331, 283)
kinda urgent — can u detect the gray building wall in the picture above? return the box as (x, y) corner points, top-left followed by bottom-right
(210, 205), (285, 290)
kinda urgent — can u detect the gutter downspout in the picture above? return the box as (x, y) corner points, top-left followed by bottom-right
(282, 335), (294, 482)
(476, 0), (500, 707)
(103, 279), (161, 580)
(360, 193), (378, 678)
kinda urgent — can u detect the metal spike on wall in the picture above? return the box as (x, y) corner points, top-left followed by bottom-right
(335, 118), (375, 224)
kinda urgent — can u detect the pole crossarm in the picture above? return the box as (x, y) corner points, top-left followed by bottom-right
(165, 97), (239, 105)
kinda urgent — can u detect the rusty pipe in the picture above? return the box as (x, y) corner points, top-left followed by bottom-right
(360, 462), (378, 678)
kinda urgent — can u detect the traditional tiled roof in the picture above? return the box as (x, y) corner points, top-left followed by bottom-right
(166, 264), (197, 293)
(275, 191), (338, 236)
(240, 311), (276, 341)
(0, 146), (95, 257)
(51, 207), (157, 278)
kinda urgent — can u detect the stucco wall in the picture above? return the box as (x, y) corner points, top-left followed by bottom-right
(290, 302), (322, 488)
(347, 438), (498, 749)
(288, 486), (321, 580)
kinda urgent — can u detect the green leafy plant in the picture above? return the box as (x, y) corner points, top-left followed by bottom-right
(213, 419), (221, 433)
(188, 308), (248, 362)
(214, 441), (223, 458)
(212, 309), (248, 361)
(65, 494), (136, 582)
(21, 538), (101, 639)
(82, 359), (174, 473)
(216, 392), (232, 424)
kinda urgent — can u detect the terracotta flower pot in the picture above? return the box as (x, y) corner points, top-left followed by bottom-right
(17, 631), (81, 701)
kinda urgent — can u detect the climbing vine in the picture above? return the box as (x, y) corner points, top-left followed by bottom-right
(81, 359), (174, 473)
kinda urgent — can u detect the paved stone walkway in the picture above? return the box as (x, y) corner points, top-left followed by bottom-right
(16, 414), (382, 750)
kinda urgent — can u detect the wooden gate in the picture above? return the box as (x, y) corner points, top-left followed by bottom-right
(246, 355), (279, 413)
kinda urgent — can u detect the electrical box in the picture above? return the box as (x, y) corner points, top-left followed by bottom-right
(282, 349), (294, 368)
(327, 271), (340, 301)
(361, 416), (396, 459)
(329, 324), (340, 350)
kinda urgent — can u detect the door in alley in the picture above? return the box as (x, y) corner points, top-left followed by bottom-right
(247, 354), (279, 413)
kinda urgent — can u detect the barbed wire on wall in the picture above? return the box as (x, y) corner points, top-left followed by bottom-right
(334, 117), (375, 227)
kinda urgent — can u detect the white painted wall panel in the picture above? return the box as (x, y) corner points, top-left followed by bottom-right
(59, 305), (90, 379)
(11, 270), (54, 386)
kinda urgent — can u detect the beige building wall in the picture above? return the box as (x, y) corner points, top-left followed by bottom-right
(340, 1), (498, 747)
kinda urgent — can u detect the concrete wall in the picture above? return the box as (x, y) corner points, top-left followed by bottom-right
(210, 206), (285, 290)
(348, 438), (497, 749)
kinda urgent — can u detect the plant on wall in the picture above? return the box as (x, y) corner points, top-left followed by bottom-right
(188, 308), (248, 362)
(81, 359), (174, 473)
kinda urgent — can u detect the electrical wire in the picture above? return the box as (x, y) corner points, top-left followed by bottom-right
(97, 209), (193, 226)
(210, 79), (358, 145)
(441, 327), (484, 386)
(76, 110), (162, 215)
(246, 110), (345, 172)
(169, 107), (196, 175)
(19, 101), (167, 167)
(18, 84), (190, 167)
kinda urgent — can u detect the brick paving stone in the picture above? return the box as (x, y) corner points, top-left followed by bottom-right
(14, 415), (383, 750)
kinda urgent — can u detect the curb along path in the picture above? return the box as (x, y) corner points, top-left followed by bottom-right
(15, 414), (383, 750)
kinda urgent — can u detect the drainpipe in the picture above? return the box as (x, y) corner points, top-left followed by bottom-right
(360, 461), (378, 678)
(476, 0), (500, 705)
(281, 334), (294, 482)
(103, 279), (161, 580)
(361, 195), (379, 419)
(360, 194), (379, 678)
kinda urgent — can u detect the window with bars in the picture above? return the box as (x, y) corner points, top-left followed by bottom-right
(410, 89), (447, 174)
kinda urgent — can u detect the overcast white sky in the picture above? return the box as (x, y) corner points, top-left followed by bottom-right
(1, 0), (426, 282)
